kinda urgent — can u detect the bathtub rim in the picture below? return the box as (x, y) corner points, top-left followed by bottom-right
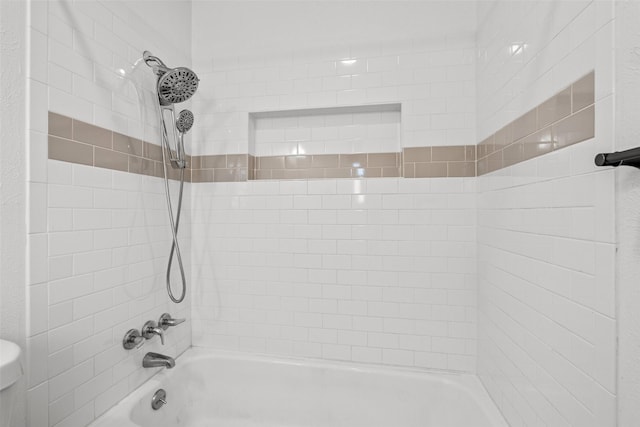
(89, 346), (508, 427)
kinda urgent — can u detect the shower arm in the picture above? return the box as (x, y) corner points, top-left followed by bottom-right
(143, 51), (170, 76)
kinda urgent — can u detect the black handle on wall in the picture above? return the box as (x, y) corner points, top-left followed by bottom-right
(595, 146), (640, 169)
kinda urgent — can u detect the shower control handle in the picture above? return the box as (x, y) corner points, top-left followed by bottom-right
(123, 329), (145, 350)
(142, 321), (165, 345)
(159, 313), (186, 330)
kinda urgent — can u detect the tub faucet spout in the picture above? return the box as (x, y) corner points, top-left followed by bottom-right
(143, 352), (175, 369)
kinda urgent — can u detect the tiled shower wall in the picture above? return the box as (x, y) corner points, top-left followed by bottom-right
(190, 2), (479, 371)
(22, 3), (623, 427)
(476, 2), (616, 426)
(252, 106), (401, 157)
(190, 11), (476, 156)
(27, 2), (192, 427)
(615, 2), (640, 424)
(191, 178), (477, 370)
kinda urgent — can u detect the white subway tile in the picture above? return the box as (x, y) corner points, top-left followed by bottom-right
(293, 342), (322, 358)
(49, 392), (75, 425)
(30, 28), (49, 84)
(28, 233), (48, 285)
(48, 317), (94, 354)
(351, 73), (382, 89)
(309, 328), (337, 344)
(48, 346), (74, 379)
(322, 75), (351, 91)
(49, 300), (73, 330)
(72, 209), (112, 231)
(48, 358), (93, 402)
(352, 346), (382, 363)
(336, 59), (367, 75)
(29, 284), (49, 336)
(53, 401), (94, 427)
(49, 231), (93, 256)
(322, 343), (351, 360)
(367, 56), (399, 72)
(49, 184), (93, 209)
(72, 289), (113, 320)
(49, 273), (93, 305)
(336, 89), (366, 105)
(293, 78), (322, 93)
(321, 195), (351, 209)
(74, 369), (113, 407)
(48, 208), (73, 232)
(27, 333), (48, 389)
(398, 334), (431, 351)
(29, 131), (49, 183)
(27, 382), (49, 427)
(366, 86), (398, 103)
(447, 354), (475, 371)
(382, 348), (414, 366)
(94, 378), (128, 417)
(49, 86), (94, 124)
(48, 161), (73, 185)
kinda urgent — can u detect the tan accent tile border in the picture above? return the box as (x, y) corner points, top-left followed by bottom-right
(48, 112), (191, 182)
(477, 71), (595, 175)
(190, 154), (248, 182)
(52, 70), (593, 184)
(403, 146), (476, 178)
(48, 113), (476, 182)
(252, 153), (402, 180)
(48, 112), (247, 183)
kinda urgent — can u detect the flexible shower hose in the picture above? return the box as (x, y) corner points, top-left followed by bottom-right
(160, 130), (187, 304)
(144, 50), (197, 305)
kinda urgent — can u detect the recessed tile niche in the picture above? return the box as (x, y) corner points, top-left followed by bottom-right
(249, 104), (402, 179)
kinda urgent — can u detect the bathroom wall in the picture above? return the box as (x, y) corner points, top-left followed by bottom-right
(614, 1), (640, 425)
(0, 1), (28, 426)
(190, 1), (480, 371)
(190, 1), (476, 156)
(476, 1), (617, 426)
(191, 178), (477, 370)
(26, 1), (193, 426)
(21, 2), (635, 427)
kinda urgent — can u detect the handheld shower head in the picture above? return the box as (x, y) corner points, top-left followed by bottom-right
(176, 110), (194, 133)
(174, 109), (194, 169)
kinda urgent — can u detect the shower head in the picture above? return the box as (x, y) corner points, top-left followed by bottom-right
(157, 68), (199, 105)
(143, 51), (199, 105)
(176, 110), (194, 133)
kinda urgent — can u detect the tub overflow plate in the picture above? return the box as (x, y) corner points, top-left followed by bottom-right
(152, 389), (167, 410)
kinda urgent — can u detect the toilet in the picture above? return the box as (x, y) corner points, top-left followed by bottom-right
(0, 339), (23, 427)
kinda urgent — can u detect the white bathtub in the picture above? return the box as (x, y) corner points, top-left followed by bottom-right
(90, 348), (507, 427)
